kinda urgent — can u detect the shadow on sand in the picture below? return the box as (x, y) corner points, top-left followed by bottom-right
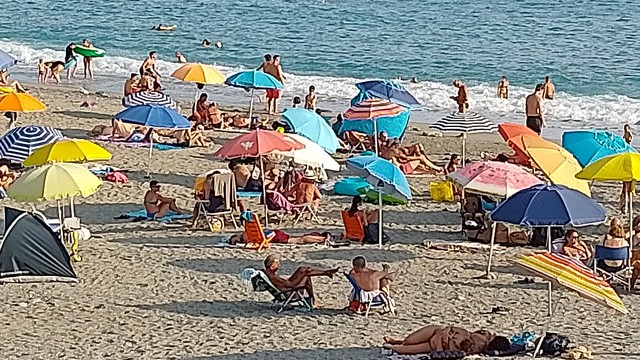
(183, 347), (377, 360)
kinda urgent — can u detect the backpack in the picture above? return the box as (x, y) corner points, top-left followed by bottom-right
(540, 333), (571, 355)
(363, 223), (389, 245)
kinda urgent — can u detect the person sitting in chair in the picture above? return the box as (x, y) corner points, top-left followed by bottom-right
(599, 224), (629, 272)
(144, 180), (188, 218)
(263, 254), (338, 308)
(294, 169), (322, 211)
(349, 256), (392, 294)
(562, 229), (592, 265)
(345, 195), (378, 228)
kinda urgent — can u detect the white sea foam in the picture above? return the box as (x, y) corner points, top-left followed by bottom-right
(2, 39), (640, 133)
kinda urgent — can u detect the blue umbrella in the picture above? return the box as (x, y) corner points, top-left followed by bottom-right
(488, 184), (606, 315)
(0, 50), (17, 70)
(355, 80), (420, 109)
(562, 130), (636, 167)
(225, 70), (283, 120)
(114, 104), (190, 176)
(0, 125), (63, 163)
(282, 108), (340, 154)
(346, 155), (412, 248)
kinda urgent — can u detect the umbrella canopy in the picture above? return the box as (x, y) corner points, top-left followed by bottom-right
(7, 162), (102, 201)
(114, 104), (190, 129)
(122, 91), (178, 110)
(23, 139), (112, 166)
(346, 156), (412, 202)
(0, 92), (46, 112)
(521, 136), (590, 196)
(517, 252), (627, 314)
(343, 99), (405, 120)
(431, 112), (497, 134)
(562, 130), (637, 167)
(576, 152), (640, 182)
(282, 108), (340, 154)
(213, 129), (304, 159)
(355, 80), (420, 109)
(490, 184), (606, 227)
(224, 70), (283, 90)
(498, 122), (538, 141)
(0, 125), (64, 163)
(447, 161), (543, 198)
(0, 50), (17, 70)
(171, 63), (225, 84)
(281, 134), (340, 171)
(339, 109), (410, 140)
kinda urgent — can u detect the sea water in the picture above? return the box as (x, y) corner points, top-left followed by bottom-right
(2, 0), (640, 138)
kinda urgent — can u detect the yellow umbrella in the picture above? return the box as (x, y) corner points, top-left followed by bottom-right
(23, 139), (112, 167)
(0, 92), (46, 112)
(171, 63), (225, 84)
(7, 162), (102, 202)
(522, 136), (591, 196)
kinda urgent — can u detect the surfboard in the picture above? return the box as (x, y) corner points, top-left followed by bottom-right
(73, 46), (106, 58)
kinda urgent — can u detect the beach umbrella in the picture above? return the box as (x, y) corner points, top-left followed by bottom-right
(430, 112), (497, 166)
(0, 92), (46, 129)
(8, 162), (102, 201)
(171, 63), (225, 84)
(521, 136), (590, 196)
(23, 139), (112, 167)
(343, 99), (405, 154)
(346, 155), (412, 249)
(0, 50), (17, 70)
(122, 91), (178, 111)
(214, 129), (304, 224)
(281, 108), (340, 154)
(114, 104), (191, 176)
(224, 70), (283, 120)
(0, 125), (63, 163)
(281, 133), (340, 171)
(562, 130), (636, 168)
(355, 80), (420, 109)
(516, 252), (627, 357)
(488, 184), (606, 315)
(498, 122), (538, 164)
(447, 161), (543, 198)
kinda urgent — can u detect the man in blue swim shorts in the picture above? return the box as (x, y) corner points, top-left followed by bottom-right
(143, 180), (188, 219)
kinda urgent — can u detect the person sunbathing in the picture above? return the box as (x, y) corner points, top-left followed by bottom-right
(229, 230), (330, 245)
(263, 254), (338, 308)
(175, 126), (211, 147)
(562, 229), (592, 265)
(143, 180), (188, 218)
(0, 69), (27, 92)
(294, 169), (321, 211)
(342, 130), (370, 149)
(349, 256), (392, 294)
(204, 102), (226, 129)
(383, 325), (509, 355)
(230, 113), (250, 128)
(345, 195), (377, 227)
(382, 141), (442, 173)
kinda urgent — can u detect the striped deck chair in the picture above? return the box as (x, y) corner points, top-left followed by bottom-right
(344, 272), (395, 317)
(341, 210), (365, 242)
(243, 214), (273, 251)
(249, 269), (313, 313)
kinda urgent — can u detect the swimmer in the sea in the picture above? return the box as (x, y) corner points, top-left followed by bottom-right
(410, 77), (418, 83)
(202, 39), (211, 47)
(153, 24), (176, 31)
(176, 52), (187, 63)
(214, 41), (223, 48)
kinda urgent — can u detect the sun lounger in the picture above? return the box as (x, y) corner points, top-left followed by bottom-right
(265, 191), (319, 227)
(248, 269), (312, 313)
(344, 272), (395, 317)
(243, 214), (273, 251)
(341, 210), (365, 242)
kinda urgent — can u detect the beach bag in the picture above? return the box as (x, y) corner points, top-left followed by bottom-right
(540, 333), (571, 356)
(363, 223), (389, 245)
(430, 181), (454, 202)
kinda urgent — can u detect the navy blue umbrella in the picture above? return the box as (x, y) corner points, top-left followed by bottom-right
(355, 80), (420, 109)
(0, 50), (17, 70)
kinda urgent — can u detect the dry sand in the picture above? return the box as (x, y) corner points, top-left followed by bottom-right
(0, 84), (638, 360)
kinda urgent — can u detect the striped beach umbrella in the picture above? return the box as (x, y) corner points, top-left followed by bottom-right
(0, 125), (64, 163)
(430, 112), (497, 165)
(343, 99), (405, 153)
(122, 91), (178, 111)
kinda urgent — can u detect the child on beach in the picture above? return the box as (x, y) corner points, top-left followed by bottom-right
(37, 59), (47, 83)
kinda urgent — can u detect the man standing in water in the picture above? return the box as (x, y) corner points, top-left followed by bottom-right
(451, 79), (468, 113)
(264, 54), (285, 114)
(497, 76), (509, 99)
(525, 84), (545, 134)
(543, 76), (555, 100)
(140, 51), (162, 88)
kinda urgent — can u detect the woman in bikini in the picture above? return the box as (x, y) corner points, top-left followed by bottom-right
(497, 76), (509, 99)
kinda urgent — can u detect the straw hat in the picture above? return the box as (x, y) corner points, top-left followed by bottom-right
(303, 169), (316, 180)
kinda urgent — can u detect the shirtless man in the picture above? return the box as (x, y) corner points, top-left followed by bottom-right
(497, 76), (509, 99)
(543, 76), (555, 100)
(123, 73), (140, 96)
(295, 170), (322, 211)
(304, 85), (317, 110)
(451, 79), (468, 113)
(143, 180), (187, 218)
(349, 256), (393, 294)
(256, 54), (271, 71)
(525, 84), (545, 135)
(140, 51), (161, 87)
(264, 54), (286, 114)
(175, 52), (187, 63)
(263, 254), (338, 308)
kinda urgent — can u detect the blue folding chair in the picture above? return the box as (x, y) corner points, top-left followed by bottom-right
(344, 272), (395, 317)
(593, 245), (632, 292)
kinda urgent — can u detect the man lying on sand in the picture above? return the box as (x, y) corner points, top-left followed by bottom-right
(263, 254), (338, 308)
(143, 180), (188, 219)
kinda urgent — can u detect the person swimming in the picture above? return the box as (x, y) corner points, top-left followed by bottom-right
(202, 39), (211, 47)
(153, 24), (176, 31)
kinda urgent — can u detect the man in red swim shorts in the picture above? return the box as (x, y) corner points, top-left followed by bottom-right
(264, 54), (286, 115)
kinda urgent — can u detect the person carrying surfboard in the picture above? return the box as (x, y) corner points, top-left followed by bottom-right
(140, 51), (162, 89)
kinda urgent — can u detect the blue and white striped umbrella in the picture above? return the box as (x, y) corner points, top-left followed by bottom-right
(0, 126), (64, 163)
(122, 91), (178, 110)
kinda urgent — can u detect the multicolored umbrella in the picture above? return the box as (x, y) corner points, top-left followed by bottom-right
(343, 99), (405, 153)
(224, 70), (283, 120)
(0, 126), (64, 163)
(281, 108), (340, 154)
(355, 80), (420, 109)
(23, 139), (112, 166)
(447, 161), (543, 198)
(122, 91), (178, 110)
(562, 130), (636, 167)
(431, 112), (497, 166)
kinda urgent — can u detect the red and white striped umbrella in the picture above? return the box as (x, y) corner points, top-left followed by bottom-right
(343, 98), (405, 120)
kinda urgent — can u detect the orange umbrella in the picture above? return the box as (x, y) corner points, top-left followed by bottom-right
(498, 123), (539, 165)
(0, 93), (46, 128)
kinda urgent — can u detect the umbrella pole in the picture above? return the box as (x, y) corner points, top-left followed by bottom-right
(373, 118), (379, 155)
(146, 130), (154, 178)
(533, 299), (562, 358)
(57, 200), (64, 244)
(260, 155), (268, 226)
(547, 225), (553, 316)
(70, 196), (75, 218)
(486, 222), (497, 275)
(249, 88), (255, 121)
(378, 190), (383, 250)
(462, 133), (467, 167)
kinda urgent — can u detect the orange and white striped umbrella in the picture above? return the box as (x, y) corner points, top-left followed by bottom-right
(342, 98), (405, 120)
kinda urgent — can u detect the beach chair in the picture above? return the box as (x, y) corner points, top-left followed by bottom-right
(192, 170), (238, 231)
(250, 270), (313, 313)
(344, 272), (395, 317)
(265, 191), (319, 226)
(243, 214), (273, 251)
(341, 210), (365, 242)
(593, 245), (632, 291)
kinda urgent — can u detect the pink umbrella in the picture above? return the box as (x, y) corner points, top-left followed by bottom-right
(447, 161), (543, 198)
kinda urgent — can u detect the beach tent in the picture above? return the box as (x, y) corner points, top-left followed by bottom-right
(0, 207), (77, 283)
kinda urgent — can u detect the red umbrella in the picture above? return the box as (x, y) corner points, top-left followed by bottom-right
(343, 99), (404, 153)
(213, 129), (304, 159)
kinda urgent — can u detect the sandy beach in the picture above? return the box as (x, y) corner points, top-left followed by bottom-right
(0, 84), (638, 360)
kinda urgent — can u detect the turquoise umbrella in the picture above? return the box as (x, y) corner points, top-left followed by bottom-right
(562, 130), (636, 167)
(282, 108), (340, 154)
(224, 70), (283, 119)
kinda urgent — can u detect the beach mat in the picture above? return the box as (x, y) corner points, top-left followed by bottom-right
(153, 143), (187, 151)
(237, 190), (262, 198)
(422, 239), (505, 254)
(117, 209), (192, 222)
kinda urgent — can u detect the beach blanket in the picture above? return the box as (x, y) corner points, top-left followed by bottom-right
(422, 239), (505, 254)
(237, 190), (262, 198)
(153, 143), (186, 151)
(118, 209), (191, 222)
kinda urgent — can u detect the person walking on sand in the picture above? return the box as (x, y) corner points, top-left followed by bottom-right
(497, 76), (509, 99)
(525, 84), (545, 135)
(543, 76), (555, 100)
(81, 39), (94, 79)
(264, 54), (286, 114)
(140, 51), (162, 88)
(451, 79), (468, 113)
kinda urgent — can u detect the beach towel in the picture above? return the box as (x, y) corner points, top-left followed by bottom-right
(237, 190), (262, 198)
(348, 288), (395, 314)
(117, 209), (191, 222)
(153, 143), (187, 151)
